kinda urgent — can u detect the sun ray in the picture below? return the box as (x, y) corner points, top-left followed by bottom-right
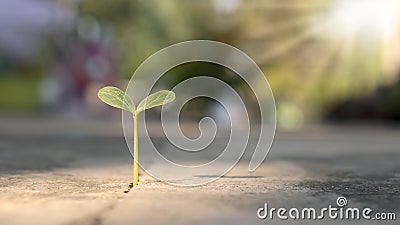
(257, 27), (317, 63)
(242, 12), (323, 41)
(244, 0), (328, 11)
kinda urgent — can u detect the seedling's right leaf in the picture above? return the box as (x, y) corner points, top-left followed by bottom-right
(136, 90), (175, 113)
(98, 86), (136, 113)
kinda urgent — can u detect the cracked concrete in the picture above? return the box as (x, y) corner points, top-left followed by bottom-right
(0, 118), (399, 225)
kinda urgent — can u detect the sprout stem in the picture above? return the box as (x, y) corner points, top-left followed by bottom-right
(133, 114), (139, 185)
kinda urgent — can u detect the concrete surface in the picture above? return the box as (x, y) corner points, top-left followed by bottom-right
(0, 117), (399, 225)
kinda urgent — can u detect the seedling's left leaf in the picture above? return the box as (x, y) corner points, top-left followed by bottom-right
(98, 86), (136, 113)
(136, 90), (175, 113)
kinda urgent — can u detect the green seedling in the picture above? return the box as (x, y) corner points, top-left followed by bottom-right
(97, 86), (175, 187)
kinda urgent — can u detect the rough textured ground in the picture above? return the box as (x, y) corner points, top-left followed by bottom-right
(0, 117), (399, 225)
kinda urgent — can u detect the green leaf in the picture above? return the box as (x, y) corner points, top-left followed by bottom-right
(97, 86), (136, 113)
(136, 90), (175, 113)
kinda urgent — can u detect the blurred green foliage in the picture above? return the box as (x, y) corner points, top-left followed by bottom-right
(79, 0), (238, 76)
(78, 0), (391, 122)
(0, 75), (39, 111)
(1, 0), (397, 122)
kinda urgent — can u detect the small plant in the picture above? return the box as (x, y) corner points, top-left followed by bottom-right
(97, 86), (175, 188)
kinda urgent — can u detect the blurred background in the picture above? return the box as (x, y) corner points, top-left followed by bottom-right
(1, 0), (400, 129)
